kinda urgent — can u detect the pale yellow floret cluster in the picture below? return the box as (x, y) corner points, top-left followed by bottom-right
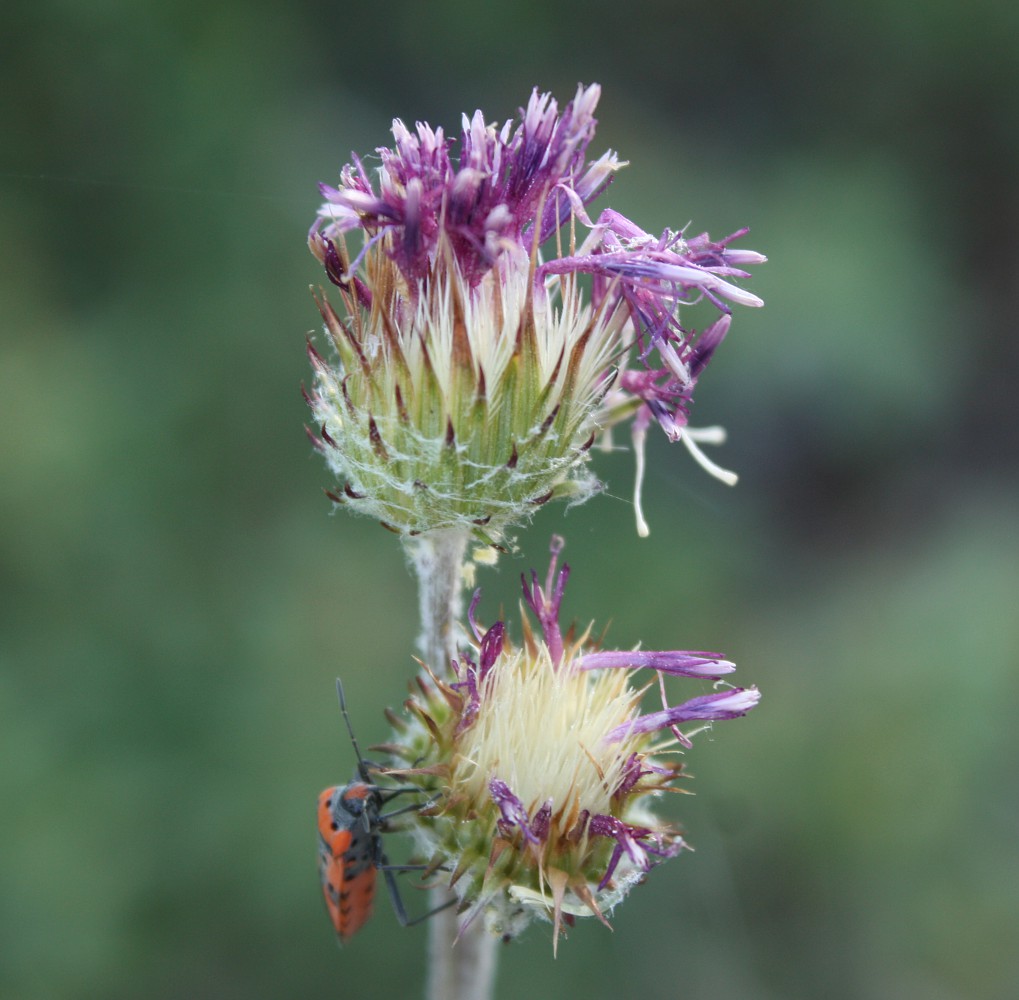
(453, 645), (640, 820)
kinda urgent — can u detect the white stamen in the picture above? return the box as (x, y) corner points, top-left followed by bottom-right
(632, 421), (650, 538)
(680, 427), (738, 486)
(684, 424), (728, 446)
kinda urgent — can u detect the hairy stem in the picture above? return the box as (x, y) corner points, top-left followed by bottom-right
(407, 529), (470, 675)
(425, 897), (498, 1000)
(405, 529), (498, 1000)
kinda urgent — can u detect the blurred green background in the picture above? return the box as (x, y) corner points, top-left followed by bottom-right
(3, 1), (1017, 998)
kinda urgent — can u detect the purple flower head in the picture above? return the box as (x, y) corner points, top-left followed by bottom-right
(314, 84), (616, 290)
(307, 85), (763, 537)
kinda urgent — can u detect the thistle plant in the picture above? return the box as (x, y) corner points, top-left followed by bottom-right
(303, 85), (763, 1000)
(306, 83), (764, 542)
(384, 537), (759, 953)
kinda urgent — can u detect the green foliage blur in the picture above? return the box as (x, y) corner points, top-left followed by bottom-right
(2, 1), (1017, 997)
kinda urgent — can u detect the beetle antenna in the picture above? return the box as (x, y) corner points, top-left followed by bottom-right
(335, 678), (372, 784)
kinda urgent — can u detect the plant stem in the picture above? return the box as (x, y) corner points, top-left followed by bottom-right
(407, 529), (470, 676)
(405, 529), (498, 1000)
(426, 899), (498, 1000)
